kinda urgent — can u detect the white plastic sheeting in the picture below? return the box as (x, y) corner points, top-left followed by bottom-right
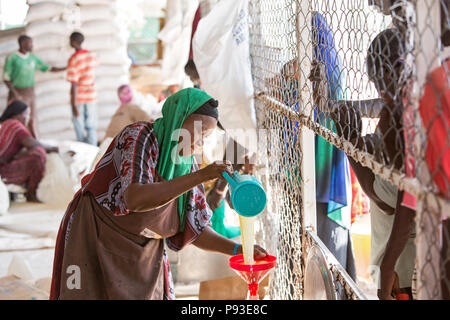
(158, 0), (199, 86)
(36, 153), (76, 205)
(192, 0), (257, 153)
(0, 179), (9, 216)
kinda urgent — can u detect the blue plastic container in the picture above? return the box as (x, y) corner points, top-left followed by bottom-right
(222, 171), (267, 217)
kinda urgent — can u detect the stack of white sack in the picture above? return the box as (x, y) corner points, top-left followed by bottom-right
(14, 0), (131, 142)
(24, 0), (76, 141)
(78, 0), (131, 140)
(0, 28), (24, 114)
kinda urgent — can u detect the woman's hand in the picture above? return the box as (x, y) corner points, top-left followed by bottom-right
(253, 244), (268, 259)
(206, 188), (224, 211)
(242, 154), (255, 175)
(330, 102), (362, 143)
(199, 160), (233, 182)
(236, 244), (269, 260)
(309, 59), (329, 111)
(46, 146), (59, 153)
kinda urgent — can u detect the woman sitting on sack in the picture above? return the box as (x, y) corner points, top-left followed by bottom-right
(0, 100), (58, 202)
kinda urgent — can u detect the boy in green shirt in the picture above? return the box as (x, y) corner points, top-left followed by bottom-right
(2, 35), (66, 137)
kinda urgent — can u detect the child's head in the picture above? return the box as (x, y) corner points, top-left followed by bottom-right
(70, 32), (85, 49)
(366, 28), (406, 105)
(18, 35), (32, 52)
(118, 84), (133, 104)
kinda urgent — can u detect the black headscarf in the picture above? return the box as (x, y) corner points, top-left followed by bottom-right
(0, 100), (28, 123)
(193, 98), (219, 119)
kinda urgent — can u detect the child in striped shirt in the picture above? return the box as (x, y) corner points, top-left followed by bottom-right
(67, 32), (98, 146)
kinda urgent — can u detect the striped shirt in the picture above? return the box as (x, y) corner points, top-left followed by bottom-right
(0, 119), (32, 163)
(67, 49), (97, 104)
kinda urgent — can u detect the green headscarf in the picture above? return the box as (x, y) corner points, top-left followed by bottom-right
(153, 88), (214, 232)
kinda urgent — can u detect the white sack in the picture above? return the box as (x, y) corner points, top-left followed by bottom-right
(79, 4), (118, 23)
(76, 0), (113, 5)
(32, 33), (68, 51)
(84, 34), (126, 51)
(192, 0), (257, 153)
(81, 20), (120, 37)
(38, 117), (73, 134)
(0, 178), (9, 216)
(55, 140), (99, 187)
(26, 2), (66, 23)
(26, 20), (70, 37)
(36, 92), (70, 109)
(37, 106), (72, 122)
(158, 0), (198, 86)
(33, 48), (71, 67)
(27, 0), (70, 5)
(96, 49), (130, 66)
(0, 40), (18, 56)
(36, 153), (76, 206)
(40, 130), (75, 141)
(35, 80), (70, 96)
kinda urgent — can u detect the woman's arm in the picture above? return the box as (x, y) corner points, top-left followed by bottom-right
(378, 190), (416, 299)
(193, 225), (268, 258)
(21, 136), (59, 153)
(124, 161), (232, 212)
(50, 66), (67, 72)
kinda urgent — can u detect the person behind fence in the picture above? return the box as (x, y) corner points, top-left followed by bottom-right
(2, 35), (66, 138)
(49, 88), (268, 300)
(364, 29), (415, 300)
(67, 32), (98, 146)
(312, 27), (416, 300)
(102, 84), (154, 142)
(0, 100), (58, 202)
(264, 12), (357, 288)
(371, 0), (450, 299)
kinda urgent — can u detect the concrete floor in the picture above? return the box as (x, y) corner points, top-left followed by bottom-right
(0, 199), (377, 300)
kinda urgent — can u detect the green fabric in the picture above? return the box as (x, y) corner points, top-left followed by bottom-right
(153, 88), (214, 232)
(210, 200), (241, 239)
(2, 52), (49, 88)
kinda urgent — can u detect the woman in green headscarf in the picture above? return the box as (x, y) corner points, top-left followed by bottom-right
(50, 88), (267, 300)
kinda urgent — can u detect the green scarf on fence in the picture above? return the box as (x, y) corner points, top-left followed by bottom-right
(153, 88), (214, 232)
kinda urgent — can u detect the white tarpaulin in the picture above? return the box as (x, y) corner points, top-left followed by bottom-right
(158, 0), (199, 86)
(192, 0), (257, 154)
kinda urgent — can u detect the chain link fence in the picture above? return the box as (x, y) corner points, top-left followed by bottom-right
(247, 0), (450, 299)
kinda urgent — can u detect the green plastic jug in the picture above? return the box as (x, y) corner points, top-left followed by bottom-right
(222, 171), (267, 217)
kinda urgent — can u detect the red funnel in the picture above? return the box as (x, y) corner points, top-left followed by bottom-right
(229, 254), (277, 300)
